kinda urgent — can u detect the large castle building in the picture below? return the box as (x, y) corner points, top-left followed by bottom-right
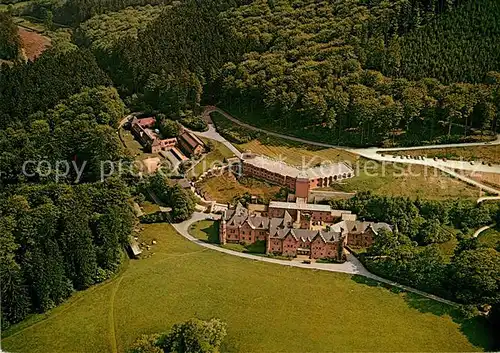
(240, 154), (354, 198)
(219, 202), (392, 261)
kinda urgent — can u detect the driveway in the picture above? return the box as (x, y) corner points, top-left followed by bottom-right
(190, 123), (242, 158)
(171, 212), (456, 306)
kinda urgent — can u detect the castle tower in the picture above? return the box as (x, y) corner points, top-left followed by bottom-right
(295, 172), (310, 199)
(293, 210), (301, 229)
(219, 216), (227, 245)
(265, 233), (271, 255)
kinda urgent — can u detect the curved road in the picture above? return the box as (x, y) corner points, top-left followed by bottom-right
(477, 196), (500, 204)
(172, 212), (456, 306)
(472, 225), (493, 238)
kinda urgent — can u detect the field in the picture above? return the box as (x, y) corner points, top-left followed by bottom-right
(385, 145), (500, 165)
(2, 223), (491, 353)
(19, 27), (50, 60)
(237, 136), (358, 167)
(324, 162), (481, 200)
(196, 172), (284, 204)
(188, 139), (235, 178)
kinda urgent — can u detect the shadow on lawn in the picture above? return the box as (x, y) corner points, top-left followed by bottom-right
(351, 275), (493, 351)
(199, 222), (220, 244)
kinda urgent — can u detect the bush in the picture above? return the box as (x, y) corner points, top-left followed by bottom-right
(181, 116), (208, 132)
(159, 318), (227, 353)
(159, 119), (181, 138)
(129, 334), (162, 353)
(129, 318), (227, 353)
(140, 212), (169, 224)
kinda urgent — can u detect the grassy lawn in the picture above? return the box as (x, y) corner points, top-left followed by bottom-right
(120, 128), (160, 161)
(385, 145), (500, 165)
(324, 162), (480, 200)
(188, 138), (235, 178)
(188, 219), (220, 243)
(478, 227), (500, 249)
(139, 201), (160, 215)
(2, 223), (491, 353)
(196, 172), (284, 204)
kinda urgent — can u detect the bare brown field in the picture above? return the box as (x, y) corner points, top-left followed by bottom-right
(19, 27), (50, 61)
(467, 171), (500, 189)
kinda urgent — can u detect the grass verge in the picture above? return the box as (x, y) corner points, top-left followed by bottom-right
(385, 145), (500, 165)
(324, 162), (480, 200)
(196, 172), (284, 204)
(2, 223), (492, 353)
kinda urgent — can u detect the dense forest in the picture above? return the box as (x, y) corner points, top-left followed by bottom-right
(0, 48), (110, 126)
(1, 0), (500, 335)
(215, 0), (500, 146)
(65, 0), (500, 146)
(74, 4), (163, 52)
(384, 0), (500, 83)
(22, 0), (172, 25)
(0, 86), (134, 328)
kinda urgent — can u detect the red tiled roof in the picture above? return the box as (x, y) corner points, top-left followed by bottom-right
(180, 131), (204, 150)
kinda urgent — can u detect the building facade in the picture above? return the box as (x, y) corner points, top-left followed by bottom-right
(131, 117), (177, 153)
(131, 117), (205, 159)
(178, 131), (205, 156)
(218, 202), (391, 261)
(241, 154), (355, 198)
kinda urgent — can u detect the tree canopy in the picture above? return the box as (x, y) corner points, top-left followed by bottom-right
(0, 11), (21, 60)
